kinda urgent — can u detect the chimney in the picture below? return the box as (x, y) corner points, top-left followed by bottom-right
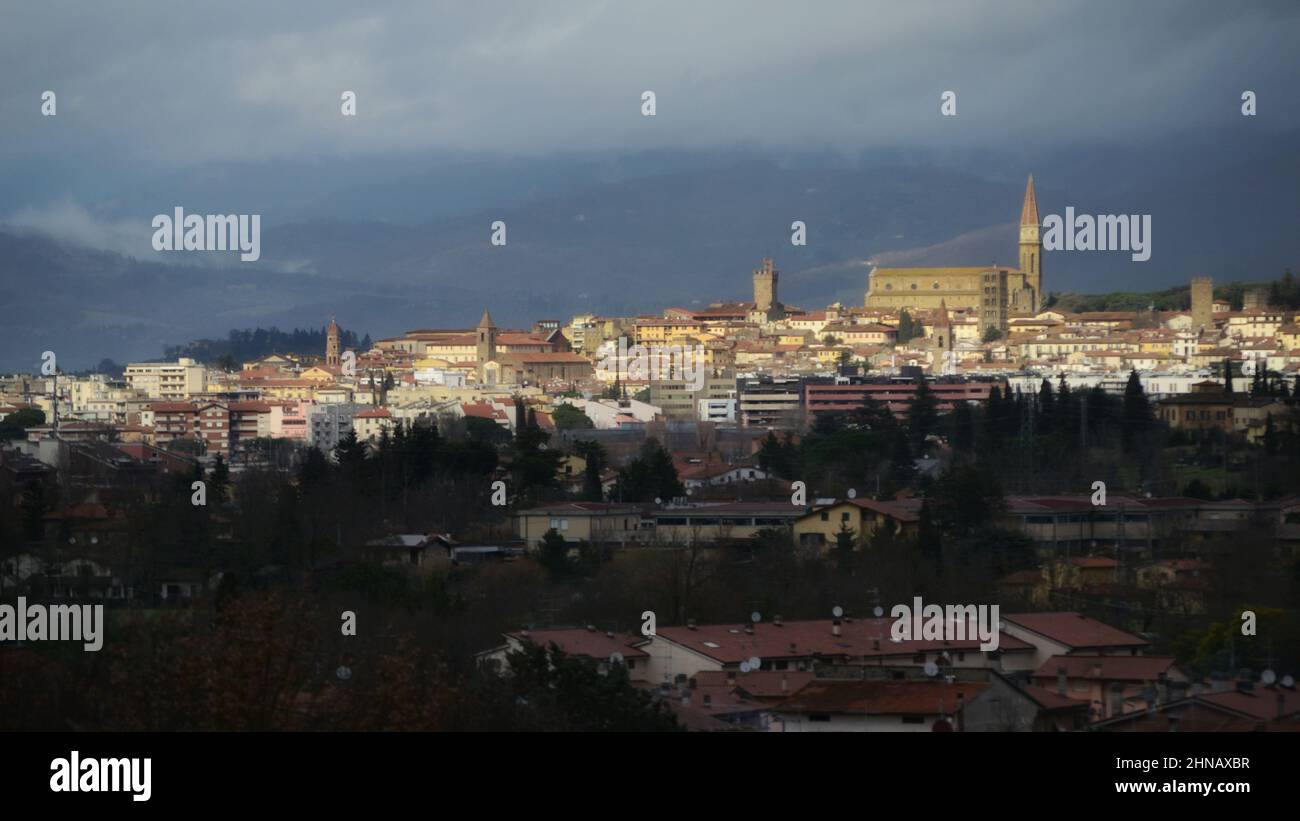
(780, 674), (789, 693)
(773, 614), (783, 627)
(687, 619), (697, 630)
(872, 639), (881, 651)
(586, 624), (596, 632)
(832, 618), (842, 637)
(1057, 666), (1068, 696)
(605, 630), (614, 638)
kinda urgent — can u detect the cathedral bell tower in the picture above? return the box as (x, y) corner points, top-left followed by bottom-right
(1018, 175), (1042, 311)
(476, 307), (498, 383)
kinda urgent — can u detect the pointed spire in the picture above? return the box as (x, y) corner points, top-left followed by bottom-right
(935, 299), (950, 326)
(1020, 174), (1039, 226)
(478, 307), (496, 328)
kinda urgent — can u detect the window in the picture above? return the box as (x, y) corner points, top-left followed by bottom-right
(910, 283), (918, 290)
(841, 512), (850, 522)
(901, 716), (925, 724)
(820, 512), (829, 521)
(809, 714), (831, 722)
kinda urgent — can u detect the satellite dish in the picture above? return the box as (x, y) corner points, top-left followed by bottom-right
(832, 605), (844, 618)
(873, 606), (884, 618)
(847, 488), (857, 499)
(923, 661), (939, 677)
(335, 665), (352, 681)
(739, 661), (751, 673)
(1283, 675), (1295, 688)
(751, 611), (762, 624)
(654, 497), (662, 504)
(610, 652), (624, 665)
(748, 656), (761, 670)
(1261, 669), (1277, 685)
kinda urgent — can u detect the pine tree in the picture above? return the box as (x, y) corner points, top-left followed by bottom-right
(1122, 369), (1152, 451)
(208, 453), (231, 505)
(907, 376), (937, 449)
(951, 401), (974, 453)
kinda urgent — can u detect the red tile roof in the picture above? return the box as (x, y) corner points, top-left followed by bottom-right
(1003, 612), (1149, 650)
(508, 628), (648, 659)
(657, 617), (1030, 664)
(777, 679), (988, 716)
(1197, 687), (1300, 720)
(1031, 654), (1180, 682)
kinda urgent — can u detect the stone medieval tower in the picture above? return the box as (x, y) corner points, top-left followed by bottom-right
(326, 315), (341, 368)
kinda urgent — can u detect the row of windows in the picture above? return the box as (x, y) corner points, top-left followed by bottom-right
(882, 281), (946, 291)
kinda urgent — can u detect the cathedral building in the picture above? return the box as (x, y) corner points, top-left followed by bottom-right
(865, 175), (1043, 335)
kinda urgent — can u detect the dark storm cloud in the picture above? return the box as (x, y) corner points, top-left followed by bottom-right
(1, 0), (1296, 165)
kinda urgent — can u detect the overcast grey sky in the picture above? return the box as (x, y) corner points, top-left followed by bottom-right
(2, 0), (1297, 166)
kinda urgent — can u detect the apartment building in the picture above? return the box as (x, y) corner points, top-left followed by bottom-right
(737, 376), (803, 427)
(648, 373), (736, 421)
(125, 358), (207, 400)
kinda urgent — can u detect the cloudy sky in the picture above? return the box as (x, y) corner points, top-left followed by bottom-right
(2, 1), (1298, 369)
(3, 1), (1297, 173)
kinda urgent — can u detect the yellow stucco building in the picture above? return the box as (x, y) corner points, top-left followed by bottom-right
(865, 176), (1043, 335)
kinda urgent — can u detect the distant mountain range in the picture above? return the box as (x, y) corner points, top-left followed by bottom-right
(4, 135), (1297, 370)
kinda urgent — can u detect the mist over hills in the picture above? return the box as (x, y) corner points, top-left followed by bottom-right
(4, 135), (1298, 370)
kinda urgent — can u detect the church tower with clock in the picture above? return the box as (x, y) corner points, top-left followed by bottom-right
(1017, 175), (1043, 311)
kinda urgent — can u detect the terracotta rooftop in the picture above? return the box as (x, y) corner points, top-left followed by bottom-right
(1002, 612), (1149, 650)
(777, 679), (988, 716)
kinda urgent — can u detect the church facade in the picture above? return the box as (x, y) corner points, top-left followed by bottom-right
(865, 175), (1042, 335)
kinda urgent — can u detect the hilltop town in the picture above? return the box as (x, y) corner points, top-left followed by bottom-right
(2, 179), (1298, 733)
